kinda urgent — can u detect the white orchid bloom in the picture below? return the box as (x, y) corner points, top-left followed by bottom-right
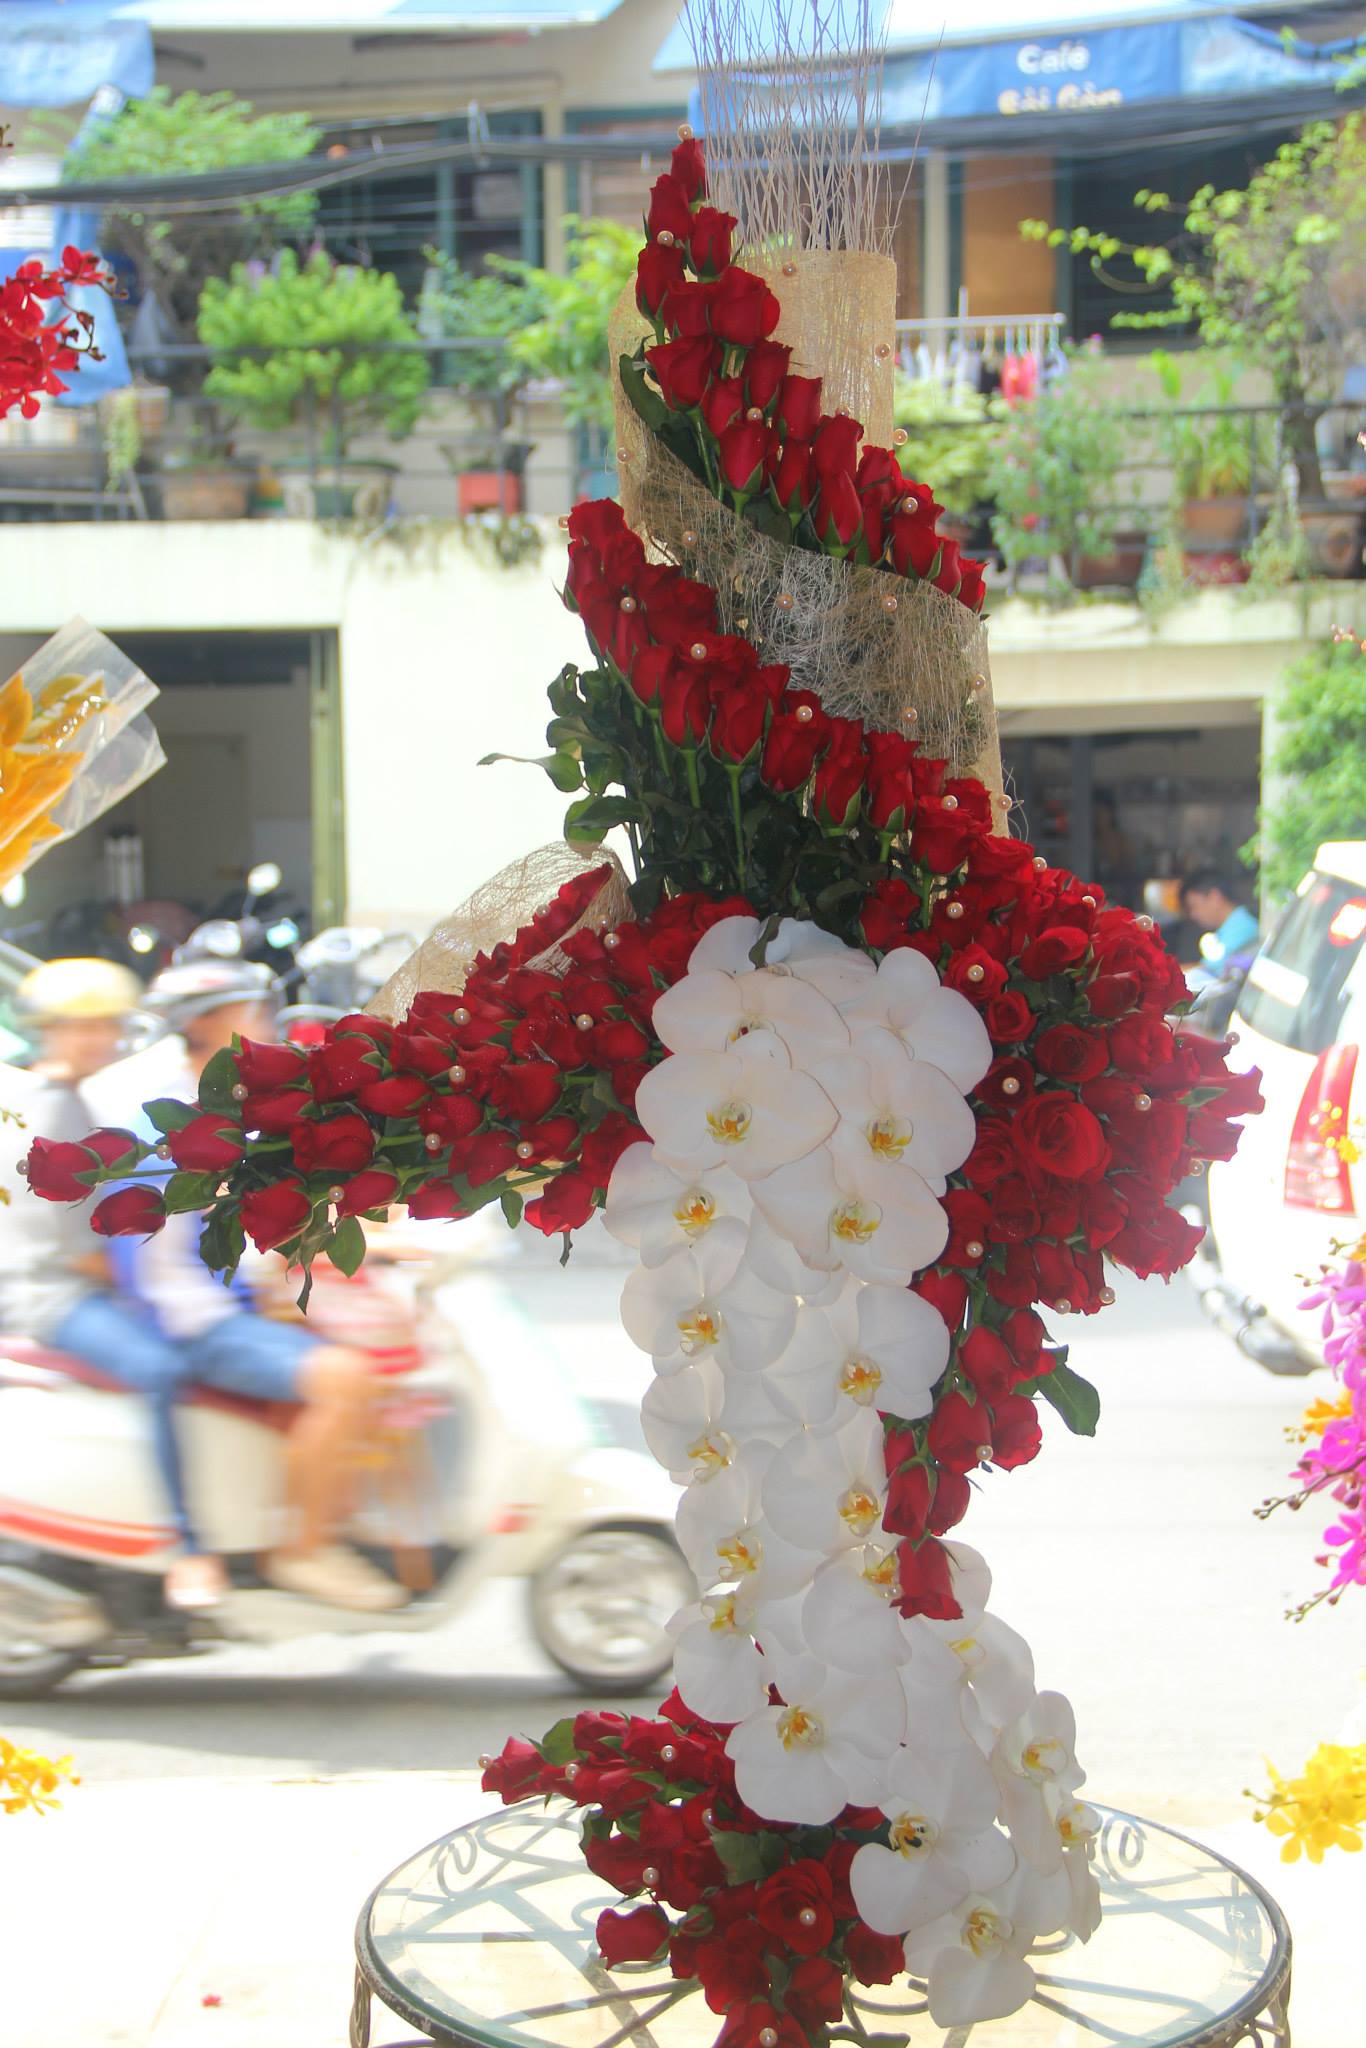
(1056, 1799), (1103, 1940)
(742, 1209), (849, 1306)
(762, 1405), (887, 1556)
(689, 915), (876, 1006)
(719, 1362), (795, 1444)
(852, 1731), (1015, 1935)
(604, 1143), (752, 1267)
(844, 947), (993, 1095)
(641, 1357), (737, 1482)
(674, 1438), (772, 1588)
(801, 1544), (908, 1673)
(905, 1861), (1073, 2027)
(726, 1666), (907, 1824)
(634, 1046), (836, 1182)
(818, 1028), (978, 1192)
(992, 1692), (1087, 1874)
(908, 1612), (1038, 1740)
(766, 1281), (949, 1429)
(619, 1228), (794, 1375)
(752, 1138), (949, 1286)
(653, 961), (850, 1069)
(669, 1590), (769, 1724)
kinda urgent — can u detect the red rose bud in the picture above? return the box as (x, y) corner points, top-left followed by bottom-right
(636, 238), (686, 317)
(524, 1168), (597, 1235)
(889, 517), (943, 580)
(596, 1904), (670, 1967)
(719, 416), (770, 494)
(91, 1185), (167, 1237)
(646, 335), (720, 410)
(772, 436), (812, 510)
(659, 668), (710, 746)
(235, 1037), (306, 1091)
(934, 536), (964, 596)
(645, 173), (694, 244)
(406, 1180), (468, 1221)
(249, 1088), (315, 1136)
(811, 412), (863, 480)
(357, 1073), (430, 1116)
(290, 1112), (376, 1176)
(333, 1169), (399, 1217)
(857, 446), (902, 492)
(711, 676), (775, 763)
(1014, 1095), (1111, 1181)
(776, 374), (823, 438)
(864, 728), (917, 831)
(958, 556), (988, 611)
(894, 1534), (960, 1620)
(660, 278), (717, 339)
(689, 204), (735, 276)
(743, 340), (791, 410)
(845, 1922), (906, 1986)
(670, 135), (707, 201)
(813, 473), (863, 552)
(709, 266), (781, 346)
(811, 721), (866, 827)
(241, 1182), (313, 1252)
(481, 1735), (556, 1802)
(23, 1136), (110, 1202)
(168, 1114), (246, 1174)
(755, 1861), (836, 1955)
(309, 1037), (377, 1101)
(490, 1060), (562, 1123)
(702, 375), (745, 438)
(761, 691), (828, 792)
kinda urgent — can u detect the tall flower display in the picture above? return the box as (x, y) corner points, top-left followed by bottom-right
(24, 136), (1262, 2034)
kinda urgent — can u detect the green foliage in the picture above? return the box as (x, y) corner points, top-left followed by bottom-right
(491, 219), (640, 435)
(984, 345), (1132, 579)
(1247, 633), (1366, 898)
(197, 251), (429, 452)
(56, 89), (319, 333)
(1148, 350), (1265, 499)
(891, 376), (992, 518)
(417, 254), (546, 399)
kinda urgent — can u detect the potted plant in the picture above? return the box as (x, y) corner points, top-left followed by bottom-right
(491, 218), (640, 498)
(985, 342), (1137, 592)
(417, 255), (543, 515)
(1150, 352), (1257, 563)
(197, 251), (429, 517)
(891, 376), (991, 544)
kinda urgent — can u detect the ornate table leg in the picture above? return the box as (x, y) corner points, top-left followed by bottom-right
(349, 1963), (372, 2048)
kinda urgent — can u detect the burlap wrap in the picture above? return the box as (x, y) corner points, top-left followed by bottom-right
(612, 281), (1001, 794)
(367, 843), (632, 1025)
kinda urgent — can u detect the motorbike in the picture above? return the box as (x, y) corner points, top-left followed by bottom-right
(0, 1224), (687, 1700)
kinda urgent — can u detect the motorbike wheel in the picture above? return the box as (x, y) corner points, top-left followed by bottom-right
(0, 1639), (80, 1700)
(528, 1522), (693, 1695)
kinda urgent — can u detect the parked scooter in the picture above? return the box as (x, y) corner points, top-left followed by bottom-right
(0, 1224), (686, 1699)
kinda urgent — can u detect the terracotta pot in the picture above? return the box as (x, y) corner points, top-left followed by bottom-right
(1301, 506), (1362, 579)
(1074, 531), (1146, 590)
(158, 466), (250, 520)
(457, 469), (523, 517)
(1183, 496), (1245, 545)
(279, 463), (396, 521)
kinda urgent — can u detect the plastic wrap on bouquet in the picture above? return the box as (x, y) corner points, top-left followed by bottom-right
(0, 619), (164, 888)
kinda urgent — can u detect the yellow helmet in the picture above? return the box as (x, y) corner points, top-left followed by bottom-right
(17, 957), (142, 1021)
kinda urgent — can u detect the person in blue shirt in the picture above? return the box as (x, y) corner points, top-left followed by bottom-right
(1180, 867), (1260, 970)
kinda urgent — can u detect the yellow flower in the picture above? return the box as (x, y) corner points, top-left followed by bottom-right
(0, 1736), (77, 1816)
(1252, 1742), (1366, 1863)
(1292, 1389), (1353, 1442)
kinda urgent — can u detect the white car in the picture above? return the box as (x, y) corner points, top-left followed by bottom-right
(1199, 841), (1366, 1373)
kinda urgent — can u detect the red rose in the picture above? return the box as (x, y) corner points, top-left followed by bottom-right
(744, 340), (791, 410)
(481, 1735), (555, 1803)
(24, 1134), (120, 1202)
(702, 375), (745, 436)
(689, 204), (735, 276)
(248, 1088), (315, 1135)
(636, 238), (686, 317)
(710, 266), (781, 345)
(696, 1922), (771, 2012)
(941, 1189), (990, 1266)
(671, 135), (707, 201)
(889, 519), (943, 579)
(1014, 1095), (1110, 1181)
(813, 473), (863, 550)
(811, 413), (863, 480)
(945, 947), (1006, 1002)
(1108, 1012), (1176, 1072)
(928, 1388), (993, 1474)
(235, 1038), (306, 1092)
(959, 1326), (1017, 1400)
(596, 1904), (670, 1966)
(490, 1061), (562, 1123)
(786, 1956), (846, 2026)
(1087, 972), (1140, 1020)
(776, 373), (822, 437)
(864, 730), (917, 831)
(755, 1860), (836, 1954)
(525, 1168), (597, 1235)
(719, 416), (771, 493)
(983, 991), (1035, 1044)
(986, 1174), (1043, 1244)
(1035, 1022), (1108, 1082)
(406, 1180), (468, 1221)
(168, 1114), (245, 1174)
(886, 1458), (971, 1538)
(334, 1169), (399, 1217)
(990, 1392), (1043, 1469)
(290, 1112), (376, 1176)
(761, 692), (828, 792)
(645, 175), (693, 244)
(1111, 1200), (1203, 1279)
(772, 436), (812, 509)
(845, 1922), (905, 1985)
(309, 1037), (377, 1101)
(895, 1534), (961, 1620)
(91, 1185), (167, 1237)
(914, 1267), (968, 1328)
(958, 556), (988, 611)
(646, 335), (720, 410)
(934, 536), (964, 595)
(811, 721), (866, 828)
(420, 1094), (482, 1146)
(961, 1119), (1018, 1188)
(1020, 926), (1090, 978)
(241, 1181), (313, 1251)
(357, 1073), (430, 1116)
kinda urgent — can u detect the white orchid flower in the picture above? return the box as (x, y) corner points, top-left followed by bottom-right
(725, 1666), (907, 1824)
(689, 915), (876, 1005)
(752, 1138), (949, 1286)
(718, 1362), (794, 1444)
(741, 1210), (849, 1307)
(641, 1357), (736, 1481)
(801, 1544), (908, 1673)
(843, 947), (993, 1095)
(766, 1281), (949, 1429)
(634, 1046), (837, 1181)
(652, 961), (850, 1068)
(762, 1405), (887, 1555)
(619, 1228), (793, 1375)
(852, 1731), (1015, 1935)
(905, 1861), (1073, 2027)
(992, 1692), (1087, 1874)
(907, 1612), (1038, 1740)
(604, 1143), (752, 1267)
(669, 1590), (769, 1724)
(818, 1027), (979, 1192)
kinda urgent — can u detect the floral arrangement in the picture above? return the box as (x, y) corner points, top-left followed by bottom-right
(0, 1737), (75, 1817)
(1250, 1741), (1366, 1864)
(0, 247), (108, 423)
(22, 136), (1263, 2036)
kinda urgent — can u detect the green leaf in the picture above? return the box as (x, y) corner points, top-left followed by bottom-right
(710, 1828), (766, 1884)
(1037, 1360), (1101, 1436)
(198, 1204), (246, 1281)
(143, 1098), (201, 1134)
(618, 351), (670, 433)
(198, 1046), (242, 1114)
(163, 1170), (222, 1215)
(563, 792), (644, 843)
(537, 1717), (579, 1767)
(326, 1213), (367, 1277)
(500, 1188), (524, 1229)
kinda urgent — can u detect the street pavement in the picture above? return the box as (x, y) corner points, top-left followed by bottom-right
(3, 1267), (1364, 2044)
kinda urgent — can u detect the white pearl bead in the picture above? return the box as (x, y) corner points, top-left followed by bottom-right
(575, 1013), (594, 1032)
(1099, 1286), (1116, 1305)
(660, 1744), (676, 1762)
(690, 641), (708, 661)
(449, 1064), (466, 1085)
(1134, 1093), (1153, 1112)
(965, 1240), (984, 1260)
(946, 901), (964, 920)
(966, 963), (985, 983)
(642, 1866), (660, 1886)
(516, 1141), (535, 1161)
(942, 794), (959, 811)
(603, 931), (620, 951)
(454, 1006), (471, 1027)
(424, 1133), (442, 1152)
(328, 1185), (345, 1201)
(1001, 1076), (1021, 1096)
(231, 1082), (248, 1102)
(798, 1907), (818, 1926)
(1056, 1298), (1072, 1313)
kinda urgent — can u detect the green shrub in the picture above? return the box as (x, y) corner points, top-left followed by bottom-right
(1247, 632), (1366, 898)
(891, 376), (992, 520)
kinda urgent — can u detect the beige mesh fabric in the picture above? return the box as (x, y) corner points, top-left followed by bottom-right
(610, 275), (1002, 798)
(366, 844), (633, 1026)
(754, 250), (897, 448)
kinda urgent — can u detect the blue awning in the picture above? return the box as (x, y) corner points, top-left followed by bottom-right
(0, 3), (153, 107)
(59, 0), (626, 30)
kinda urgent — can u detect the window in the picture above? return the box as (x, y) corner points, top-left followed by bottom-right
(1239, 873), (1366, 1055)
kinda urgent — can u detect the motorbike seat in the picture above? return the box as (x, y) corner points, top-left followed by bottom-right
(0, 1335), (298, 1430)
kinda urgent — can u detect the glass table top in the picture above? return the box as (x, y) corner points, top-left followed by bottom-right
(359, 1802), (1290, 2048)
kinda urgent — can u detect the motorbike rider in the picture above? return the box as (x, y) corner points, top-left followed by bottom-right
(79, 957), (407, 1616)
(1180, 867), (1260, 974)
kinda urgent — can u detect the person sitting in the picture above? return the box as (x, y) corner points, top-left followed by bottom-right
(71, 957), (406, 1616)
(1179, 867), (1260, 974)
